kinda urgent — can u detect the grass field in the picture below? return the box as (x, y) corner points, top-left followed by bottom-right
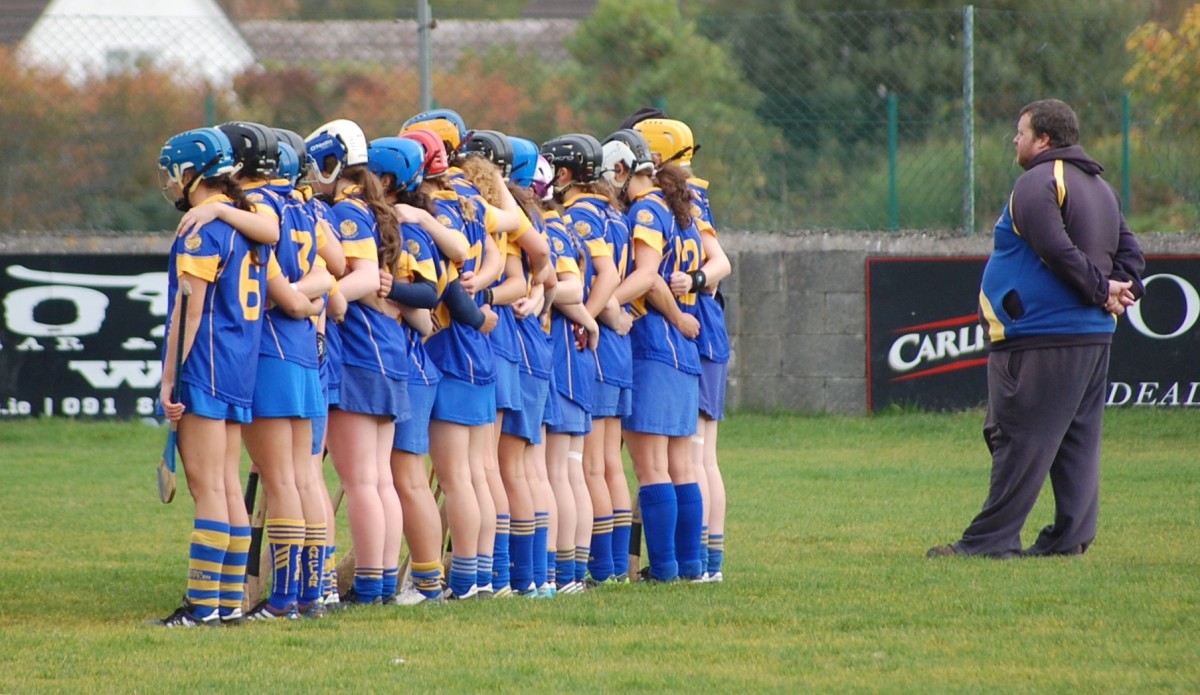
(1, 410), (1197, 693)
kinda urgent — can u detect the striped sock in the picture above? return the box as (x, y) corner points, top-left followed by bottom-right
(352, 567), (383, 603)
(476, 554), (493, 591)
(411, 560), (443, 599)
(546, 548), (556, 586)
(639, 483), (679, 582)
(555, 548), (574, 588)
(700, 526), (710, 576)
(267, 518), (305, 610)
(220, 525), (250, 618)
(510, 518), (535, 592)
(674, 484), (703, 580)
(708, 534), (724, 575)
(188, 518), (229, 620)
(611, 509), (632, 578)
(448, 555), (477, 597)
(323, 544), (337, 599)
(533, 512), (549, 587)
(574, 546), (589, 582)
(300, 523), (327, 605)
(588, 515), (614, 582)
(493, 514), (511, 591)
(382, 567), (400, 600)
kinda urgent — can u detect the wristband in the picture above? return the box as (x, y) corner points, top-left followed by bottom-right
(481, 287), (494, 306)
(316, 333), (327, 363)
(689, 270), (707, 293)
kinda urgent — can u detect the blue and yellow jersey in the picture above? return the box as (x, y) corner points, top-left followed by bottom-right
(253, 180), (320, 368)
(546, 210), (594, 407)
(583, 195), (633, 388)
(330, 188), (408, 381)
(397, 221), (444, 387)
(686, 178), (731, 363)
(423, 191), (496, 385)
(688, 177), (716, 236)
(625, 188), (700, 375)
(512, 211), (552, 380)
(487, 208), (536, 363)
(170, 195), (269, 408)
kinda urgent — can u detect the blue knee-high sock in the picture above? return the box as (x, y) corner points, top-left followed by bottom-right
(493, 514), (510, 591)
(382, 567), (399, 600)
(700, 526), (710, 575)
(189, 518), (229, 620)
(220, 525), (250, 618)
(546, 550), (557, 586)
(448, 555), (477, 597)
(510, 518), (535, 591)
(588, 515), (614, 582)
(352, 567), (383, 603)
(299, 523), (327, 606)
(533, 512), (549, 587)
(555, 548), (574, 587)
(612, 509), (632, 578)
(476, 554), (493, 591)
(639, 483), (678, 582)
(708, 534), (724, 575)
(267, 518), (305, 611)
(674, 483), (703, 579)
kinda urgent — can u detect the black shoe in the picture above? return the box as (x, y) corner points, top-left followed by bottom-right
(926, 543), (963, 558)
(156, 601), (219, 628)
(1024, 543), (1087, 557)
(244, 599), (299, 621)
(341, 587), (384, 606)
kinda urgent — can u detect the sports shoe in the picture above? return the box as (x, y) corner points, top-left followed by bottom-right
(297, 600), (326, 619)
(392, 587), (443, 606)
(517, 582), (540, 598)
(537, 583), (557, 599)
(220, 607), (244, 626)
(702, 571), (724, 583)
(340, 587), (384, 606)
(443, 584), (479, 601)
(475, 585), (495, 600)
(492, 585), (514, 599)
(322, 591), (342, 611)
(556, 580), (585, 595)
(244, 599), (299, 621)
(157, 602), (219, 628)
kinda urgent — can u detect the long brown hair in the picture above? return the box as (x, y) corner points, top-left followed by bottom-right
(427, 175), (479, 221)
(342, 164), (400, 272)
(653, 163), (694, 231)
(208, 174), (262, 264)
(508, 182), (543, 228)
(459, 156), (503, 206)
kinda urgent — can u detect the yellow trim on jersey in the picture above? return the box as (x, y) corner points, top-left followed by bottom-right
(177, 254), (219, 282)
(510, 209), (532, 244)
(196, 194), (232, 206)
(410, 255), (437, 284)
(978, 289), (1005, 343)
(556, 254), (581, 279)
(687, 176), (710, 191)
(1008, 193), (1022, 237)
(1053, 159), (1066, 207)
(584, 237), (611, 259)
(343, 236), (378, 262)
(334, 185), (363, 203)
(632, 225), (665, 253)
(315, 218), (328, 250)
(267, 254), (282, 280)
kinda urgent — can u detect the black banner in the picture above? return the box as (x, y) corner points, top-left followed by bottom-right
(866, 256), (1200, 412)
(0, 254), (169, 418)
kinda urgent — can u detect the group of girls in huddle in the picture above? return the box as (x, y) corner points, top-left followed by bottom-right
(153, 106), (730, 627)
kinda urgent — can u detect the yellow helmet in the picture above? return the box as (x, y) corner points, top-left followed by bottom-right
(634, 118), (696, 167)
(399, 109), (468, 154)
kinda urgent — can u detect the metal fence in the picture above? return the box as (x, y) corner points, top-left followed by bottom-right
(2, 5), (1196, 234)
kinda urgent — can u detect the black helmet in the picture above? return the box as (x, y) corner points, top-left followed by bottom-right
(462, 129), (514, 179)
(218, 121), (278, 178)
(540, 133), (603, 184)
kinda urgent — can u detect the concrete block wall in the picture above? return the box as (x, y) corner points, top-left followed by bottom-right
(4, 229), (1199, 415)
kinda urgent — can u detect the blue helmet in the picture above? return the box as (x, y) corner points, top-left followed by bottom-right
(400, 108), (468, 153)
(367, 137), (426, 193)
(273, 128), (308, 185)
(158, 127), (236, 184)
(508, 136), (539, 188)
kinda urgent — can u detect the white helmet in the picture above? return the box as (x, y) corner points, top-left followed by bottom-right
(601, 140), (636, 186)
(305, 118), (368, 185)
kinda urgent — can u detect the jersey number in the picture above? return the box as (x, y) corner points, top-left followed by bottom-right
(239, 255), (262, 321)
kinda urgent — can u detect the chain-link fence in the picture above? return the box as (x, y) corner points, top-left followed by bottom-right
(2, 5), (1195, 234)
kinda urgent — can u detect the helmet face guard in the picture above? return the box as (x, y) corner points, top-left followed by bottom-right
(367, 137), (426, 193)
(634, 118), (696, 167)
(462, 129), (514, 179)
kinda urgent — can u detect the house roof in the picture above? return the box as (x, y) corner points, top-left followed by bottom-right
(0, 0), (51, 45)
(239, 18), (577, 66)
(520, 0), (597, 19)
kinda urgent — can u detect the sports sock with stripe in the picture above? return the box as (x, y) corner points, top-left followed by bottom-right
(588, 515), (614, 582)
(611, 508), (632, 579)
(493, 514), (511, 591)
(509, 517), (535, 591)
(266, 517), (305, 610)
(532, 512), (549, 588)
(220, 524), (250, 618)
(639, 483), (679, 582)
(674, 483), (703, 580)
(299, 523), (327, 606)
(188, 518), (229, 620)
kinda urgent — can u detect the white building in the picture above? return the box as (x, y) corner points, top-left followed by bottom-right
(18, 0), (256, 86)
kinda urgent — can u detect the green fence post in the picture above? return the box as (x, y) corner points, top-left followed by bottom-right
(888, 93), (898, 231)
(205, 92), (215, 127)
(962, 5), (975, 235)
(418, 0), (433, 112)
(1122, 91), (1131, 213)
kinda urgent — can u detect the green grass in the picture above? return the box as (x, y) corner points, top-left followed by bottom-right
(1, 411), (1197, 693)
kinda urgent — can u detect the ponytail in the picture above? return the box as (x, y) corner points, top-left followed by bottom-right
(654, 163), (694, 231)
(342, 165), (401, 273)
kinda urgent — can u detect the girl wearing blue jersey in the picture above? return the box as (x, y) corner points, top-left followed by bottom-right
(608, 143), (704, 583)
(638, 118), (732, 582)
(156, 127), (272, 627)
(306, 119), (409, 606)
(400, 128), (503, 600)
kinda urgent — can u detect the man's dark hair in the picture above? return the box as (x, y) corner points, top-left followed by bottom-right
(618, 106), (667, 131)
(1020, 99), (1079, 148)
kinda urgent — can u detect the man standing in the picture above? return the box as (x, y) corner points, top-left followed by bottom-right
(928, 99), (1145, 559)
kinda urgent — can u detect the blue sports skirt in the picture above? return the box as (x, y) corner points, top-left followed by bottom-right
(393, 381), (438, 454)
(542, 370), (562, 428)
(622, 358), (699, 437)
(179, 381), (253, 424)
(251, 357), (324, 419)
(546, 392), (591, 436)
(502, 372), (550, 444)
(495, 356), (523, 413)
(431, 376), (496, 426)
(592, 380), (632, 419)
(698, 358), (728, 421)
(337, 364), (410, 423)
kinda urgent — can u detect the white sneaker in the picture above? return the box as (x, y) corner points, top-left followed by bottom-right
(703, 571), (723, 583)
(392, 587), (432, 606)
(492, 585), (514, 599)
(443, 584), (479, 601)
